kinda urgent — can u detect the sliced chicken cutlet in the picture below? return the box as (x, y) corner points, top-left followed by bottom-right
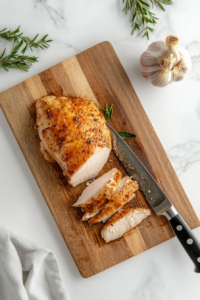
(36, 96), (111, 186)
(73, 168), (122, 221)
(88, 176), (139, 225)
(101, 208), (151, 243)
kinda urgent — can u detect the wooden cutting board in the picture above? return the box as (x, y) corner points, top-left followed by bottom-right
(0, 41), (199, 278)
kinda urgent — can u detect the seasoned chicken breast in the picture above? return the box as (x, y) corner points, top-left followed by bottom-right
(36, 96), (111, 186)
(40, 141), (56, 163)
(88, 176), (139, 225)
(101, 208), (151, 243)
(73, 168), (122, 221)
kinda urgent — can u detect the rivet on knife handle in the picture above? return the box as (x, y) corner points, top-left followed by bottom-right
(163, 206), (200, 273)
(107, 122), (200, 272)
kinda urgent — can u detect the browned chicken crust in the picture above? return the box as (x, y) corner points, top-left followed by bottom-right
(36, 96), (111, 185)
(88, 178), (139, 225)
(81, 169), (122, 218)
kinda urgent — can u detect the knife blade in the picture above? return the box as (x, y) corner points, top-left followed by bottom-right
(107, 123), (171, 215)
(107, 122), (200, 273)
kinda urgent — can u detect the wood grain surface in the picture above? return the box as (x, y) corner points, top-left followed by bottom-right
(0, 41), (199, 278)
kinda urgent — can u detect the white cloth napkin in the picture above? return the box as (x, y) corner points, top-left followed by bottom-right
(0, 225), (70, 300)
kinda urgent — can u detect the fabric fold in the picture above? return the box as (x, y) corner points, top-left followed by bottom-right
(0, 225), (70, 300)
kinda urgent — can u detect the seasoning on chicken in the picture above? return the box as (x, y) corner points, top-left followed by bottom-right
(101, 208), (151, 243)
(88, 176), (139, 225)
(36, 96), (111, 186)
(73, 168), (122, 221)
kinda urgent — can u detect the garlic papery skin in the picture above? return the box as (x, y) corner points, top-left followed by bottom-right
(140, 35), (191, 87)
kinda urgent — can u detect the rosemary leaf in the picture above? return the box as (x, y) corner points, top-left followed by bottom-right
(0, 26), (52, 72)
(101, 104), (113, 121)
(118, 131), (136, 139)
(0, 26), (52, 54)
(0, 45), (38, 72)
(122, 0), (173, 38)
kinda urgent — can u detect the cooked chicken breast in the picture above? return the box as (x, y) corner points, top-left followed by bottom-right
(101, 208), (150, 243)
(36, 96), (111, 186)
(73, 168), (122, 221)
(88, 176), (139, 225)
(40, 141), (56, 163)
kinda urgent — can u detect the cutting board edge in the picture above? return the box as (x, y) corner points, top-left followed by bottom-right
(0, 41), (110, 102)
(80, 232), (177, 278)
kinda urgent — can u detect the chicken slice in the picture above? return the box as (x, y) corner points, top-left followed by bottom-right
(36, 96), (111, 186)
(88, 176), (139, 225)
(73, 168), (122, 221)
(101, 208), (151, 243)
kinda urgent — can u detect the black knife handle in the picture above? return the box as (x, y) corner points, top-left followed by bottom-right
(169, 213), (200, 273)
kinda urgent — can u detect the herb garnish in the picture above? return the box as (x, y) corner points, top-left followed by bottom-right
(101, 103), (113, 121)
(122, 0), (173, 39)
(118, 131), (136, 139)
(0, 26), (52, 72)
(0, 26), (52, 53)
(102, 103), (136, 139)
(0, 41), (38, 72)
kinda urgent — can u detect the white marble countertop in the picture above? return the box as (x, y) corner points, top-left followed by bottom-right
(1, 0), (200, 299)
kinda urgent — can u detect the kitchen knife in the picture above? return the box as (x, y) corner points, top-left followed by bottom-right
(107, 123), (200, 273)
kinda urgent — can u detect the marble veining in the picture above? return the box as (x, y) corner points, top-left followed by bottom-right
(134, 263), (165, 300)
(34, 0), (66, 27)
(168, 141), (200, 176)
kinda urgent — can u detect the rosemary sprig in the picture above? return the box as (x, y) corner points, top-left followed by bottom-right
(118, 131), (136, 139)
(102, 103), (113, 121)
(0, 26), (52, 54)
(102, 104), (136, 138)
(0, 41), (38, 72)
(122, 0), (173, 39)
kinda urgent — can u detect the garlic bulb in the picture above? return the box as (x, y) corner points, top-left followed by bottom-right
(140, 35), (191, 87)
